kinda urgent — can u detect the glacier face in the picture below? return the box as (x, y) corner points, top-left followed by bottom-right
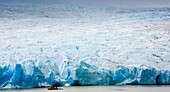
(0, 3), (170, 89)
(1, 62), (170, 89)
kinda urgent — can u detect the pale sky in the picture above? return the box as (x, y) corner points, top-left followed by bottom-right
(1, 0), (170, 7)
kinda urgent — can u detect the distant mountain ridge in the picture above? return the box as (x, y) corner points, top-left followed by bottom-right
(1, 0), (170, 8)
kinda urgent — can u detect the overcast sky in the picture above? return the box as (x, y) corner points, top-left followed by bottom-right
(1, 0), (170, 7)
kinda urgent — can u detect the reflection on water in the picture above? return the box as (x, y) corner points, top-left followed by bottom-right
(1, 85), (170, 92)
(114, 88), (125, 91)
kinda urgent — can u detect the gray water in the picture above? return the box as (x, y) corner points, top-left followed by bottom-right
(1, 86), (170, 92)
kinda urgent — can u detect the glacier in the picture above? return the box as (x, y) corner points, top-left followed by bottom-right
(0, 3), (170, 89)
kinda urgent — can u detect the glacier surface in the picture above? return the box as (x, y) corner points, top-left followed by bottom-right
(0, 3), (170, 89)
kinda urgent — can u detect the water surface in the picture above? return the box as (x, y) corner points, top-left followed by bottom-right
(1, 86), (170, 92)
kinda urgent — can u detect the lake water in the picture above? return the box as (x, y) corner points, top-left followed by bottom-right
(1, 86), (170, 92)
